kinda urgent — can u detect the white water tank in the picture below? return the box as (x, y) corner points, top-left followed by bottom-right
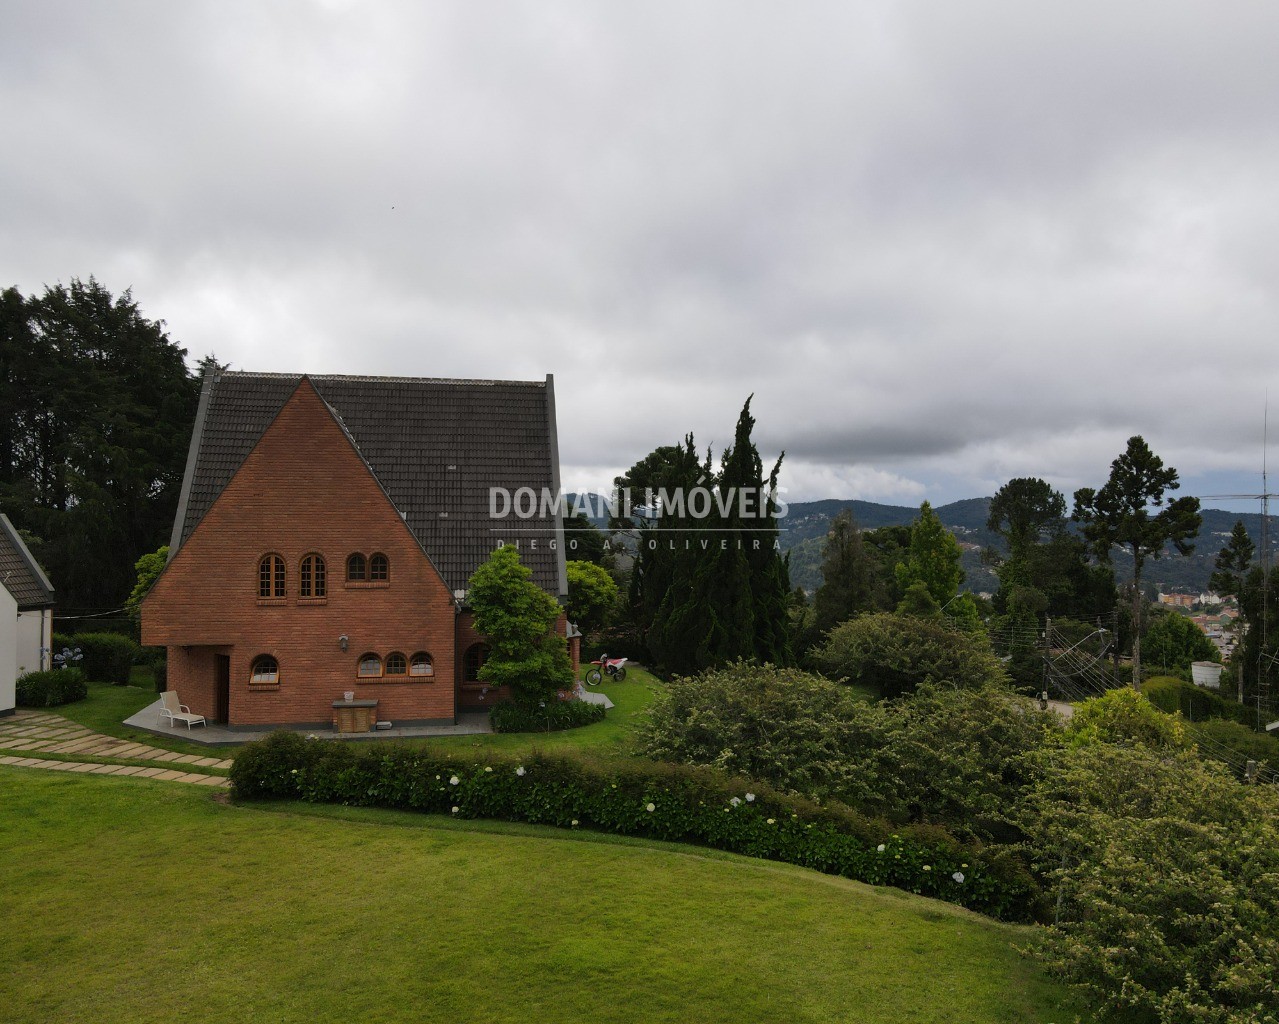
(1191, 661), (1223, 690)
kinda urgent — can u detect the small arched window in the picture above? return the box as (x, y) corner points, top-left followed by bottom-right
(250, 655), (279, 684)
(410, 652), (434, 677)
(300, 554), (327, 598)
(258, 555), (285, 598)
(386, 652), (407, 676)
(463, 643), (489, 683)
(369, 553), (389, 582)
(346, 553), (367, 581)
(357, 652), (382, 678)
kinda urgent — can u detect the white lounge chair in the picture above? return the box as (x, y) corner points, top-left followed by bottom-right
(159, 690), (206, 730)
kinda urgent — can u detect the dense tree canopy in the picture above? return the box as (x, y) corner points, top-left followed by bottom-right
(987, 477), (1067, 560)
(614, 398), (792, 675)
(1141, 610), (1218, 674)
(0, 279), (200, 613)
(565, 559), (618, 634)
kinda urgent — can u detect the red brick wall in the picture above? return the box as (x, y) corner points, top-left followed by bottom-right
(142, 379), (458, 726)
(455, 610), (509, 709)
(166, 646), (226, 720)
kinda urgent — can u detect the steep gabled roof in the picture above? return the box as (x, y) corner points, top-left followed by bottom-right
(169, 372), (567, 597)
(0, 513), (56, 609)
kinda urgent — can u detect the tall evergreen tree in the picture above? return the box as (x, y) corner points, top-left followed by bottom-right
(1073, 436), (1202, 687)
(813, 510), (872, 634)
(616, 398), (791, 674)
(895, 501), (963, 606)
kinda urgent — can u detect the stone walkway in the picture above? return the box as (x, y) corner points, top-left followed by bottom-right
(0, 754), (230, 786)
(0, 710), (233, 787)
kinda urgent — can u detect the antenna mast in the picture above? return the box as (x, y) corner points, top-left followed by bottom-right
(1261, 399), (1271, 723)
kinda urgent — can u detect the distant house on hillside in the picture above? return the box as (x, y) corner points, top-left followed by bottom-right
(141, 371), (574, 731)
(0, 513), (57, 716)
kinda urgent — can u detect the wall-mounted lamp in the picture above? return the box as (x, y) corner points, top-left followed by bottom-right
(339, 634), (349, 652)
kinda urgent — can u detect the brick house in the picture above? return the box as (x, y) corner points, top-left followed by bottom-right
(141, 371), (576, 730)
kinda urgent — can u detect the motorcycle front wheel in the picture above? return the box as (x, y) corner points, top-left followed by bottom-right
(585, 668), (603, 686)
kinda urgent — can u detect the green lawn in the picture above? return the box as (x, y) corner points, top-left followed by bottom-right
(37, 668), (663, 763)
(0, 769), (1088, 1024)
(44, 679), (240, 758)
(419, 666), (663, 757)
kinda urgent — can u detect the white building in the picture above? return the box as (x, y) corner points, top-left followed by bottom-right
(0, 513), (56, 715)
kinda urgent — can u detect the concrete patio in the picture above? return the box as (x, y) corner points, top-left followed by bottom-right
(123, 698), (494, 746)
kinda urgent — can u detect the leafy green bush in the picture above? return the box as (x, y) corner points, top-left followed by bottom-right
(1016, 741), (1279, 1023)
(639, 665), (1054, 844)
(227, 731), (329, 800)
(637, 662), (864, 799)
(812, 613), (1008, 697)
(70, 632), (140, 684)
(1067, 687), (1187, 749)
(839, 684), (1056, 844)
(15, 668), (88, 707)
(490, 698), (605, 733)
(1190, 718), (1279, 780)
(1142, 675), (1251, 726)
(229, 733), (1039, 921)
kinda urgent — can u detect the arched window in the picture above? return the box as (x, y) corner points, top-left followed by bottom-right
(258, 555), (285, 598)
(346, 553), (367, 581)
(463, 643), (489, 683)
(250, 655), (279, 684)
(369, 553), (389, 581)
(410, 652), (434, 677)
(357, 653), (383, 678)
(300, 554), (327, 598)
(386, 652), (407, 676)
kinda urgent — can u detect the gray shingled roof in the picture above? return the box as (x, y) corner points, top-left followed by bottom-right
(170, 372), (567, 597)
(0, 513), (56, 609)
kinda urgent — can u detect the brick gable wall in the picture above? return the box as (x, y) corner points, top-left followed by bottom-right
(142, 379), (457, 726)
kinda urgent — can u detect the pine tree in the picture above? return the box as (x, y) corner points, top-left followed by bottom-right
(1073, 437), (1202, 687)
(813, 510), (872, 634)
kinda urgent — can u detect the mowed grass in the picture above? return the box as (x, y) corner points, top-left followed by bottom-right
(0, 769), (1087, 1024)
(398, 665), (664, 758)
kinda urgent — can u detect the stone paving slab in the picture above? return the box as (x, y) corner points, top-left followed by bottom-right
(1, 711), (233, 772)
(0, 752), (231, 787)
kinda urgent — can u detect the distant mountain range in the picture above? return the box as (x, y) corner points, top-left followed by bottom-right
(569, 493), (1269, 596)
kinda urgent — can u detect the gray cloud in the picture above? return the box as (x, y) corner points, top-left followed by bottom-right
(3, 1), (1278, 504)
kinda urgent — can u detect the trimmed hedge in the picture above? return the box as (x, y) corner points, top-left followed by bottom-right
(15, 668), (88, 707)
(70, 632), (140, 684)
(490, 698), (605, 733)
(230, 732), (1040, 921)
(1142, 675), (1251, 727)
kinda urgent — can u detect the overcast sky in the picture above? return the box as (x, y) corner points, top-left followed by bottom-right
(4, 2), (1279, 510)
